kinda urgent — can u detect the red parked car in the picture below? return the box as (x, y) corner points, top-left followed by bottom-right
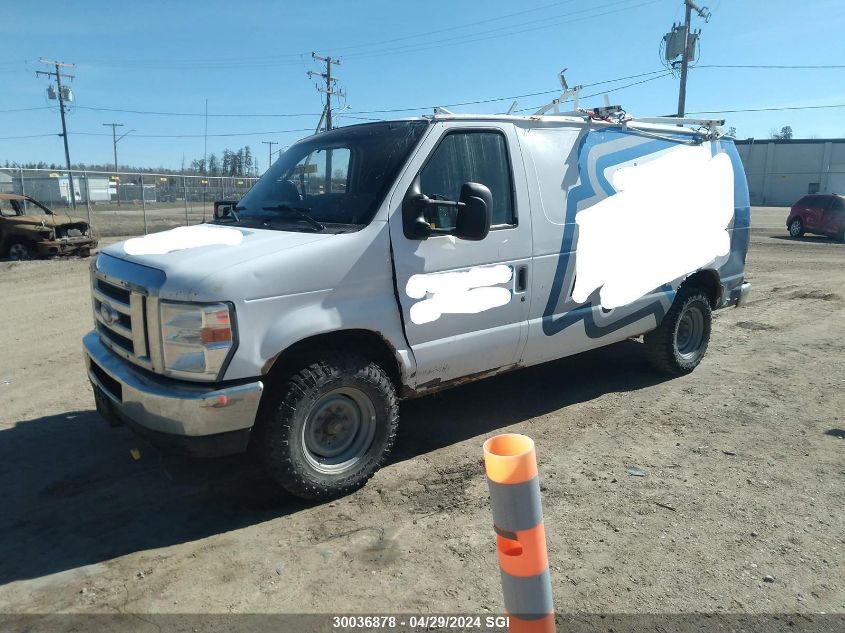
(786, 193), (845, 241)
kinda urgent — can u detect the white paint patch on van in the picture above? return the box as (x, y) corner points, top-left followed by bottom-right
(571, 143), (734, 310)
(406, 265), (513, 325)
(123, 225), (243, 256)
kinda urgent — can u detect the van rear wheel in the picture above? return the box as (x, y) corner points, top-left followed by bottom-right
(255, 352), (398, 500)
(643, 287), (712, 375)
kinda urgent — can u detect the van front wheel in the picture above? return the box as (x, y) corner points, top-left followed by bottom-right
(255, 353), (399, 500)
(643, 287), (712, 375)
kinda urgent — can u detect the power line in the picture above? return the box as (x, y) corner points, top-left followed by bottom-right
(65, 0), (658, 69)
(55, 70), (668, 120)
(10, 65), (844, 120)
(697, 64), (845, 69)
(7, 64), (845, 123)
(330, 0), (581, 55)
(71, 105), (324, 117)
(0, 106), (56, 113)
(514, 72), (673, 113)
(343, 0), (662, 61)
(0, 133), (59, 140)
(8, 102), (845, 142)
(69, 128), (315, 138)
(687, 103), (845, 114)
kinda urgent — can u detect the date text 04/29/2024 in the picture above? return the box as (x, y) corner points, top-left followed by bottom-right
(331, 615), (511, 630)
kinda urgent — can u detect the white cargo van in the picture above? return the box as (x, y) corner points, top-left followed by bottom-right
(83, 111), (751, 499)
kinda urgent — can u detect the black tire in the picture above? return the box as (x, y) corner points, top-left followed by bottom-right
(7, 241), (33, 261)
(643, 286), (712, 375)
(254, 352), (399, 500)
(788, 217), (804, 237)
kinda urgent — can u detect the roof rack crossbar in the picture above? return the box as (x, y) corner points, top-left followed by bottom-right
(631, 116), (726, 129)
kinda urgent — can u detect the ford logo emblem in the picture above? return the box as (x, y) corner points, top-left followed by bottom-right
(99, 303), (119, 326)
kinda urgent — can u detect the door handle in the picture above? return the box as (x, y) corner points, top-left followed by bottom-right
(515, 265), (528, 293)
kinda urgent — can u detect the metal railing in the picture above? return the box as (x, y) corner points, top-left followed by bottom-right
(0, 168), (259, 237)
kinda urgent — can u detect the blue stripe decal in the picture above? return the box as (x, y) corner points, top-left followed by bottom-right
(541, 130), (750, 338)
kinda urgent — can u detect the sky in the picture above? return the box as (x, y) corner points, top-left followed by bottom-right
(1, 0), (844, 172)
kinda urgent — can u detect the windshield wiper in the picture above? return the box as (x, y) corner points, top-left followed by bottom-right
(261, 204), (325, 231)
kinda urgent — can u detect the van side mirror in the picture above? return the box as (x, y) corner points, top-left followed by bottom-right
(213, 200), (239, 220)
(402, 181), (492, 241)
(455, 182), (492, 241)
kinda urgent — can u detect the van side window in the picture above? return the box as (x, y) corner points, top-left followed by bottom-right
(419, 131), (515, 229)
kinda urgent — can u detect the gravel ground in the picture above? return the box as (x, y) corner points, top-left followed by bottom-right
(0, 207), (842, 622)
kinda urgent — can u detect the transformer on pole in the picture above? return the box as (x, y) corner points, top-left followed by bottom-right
(37, 59), (78, 209)
(662, 1), (711, 117)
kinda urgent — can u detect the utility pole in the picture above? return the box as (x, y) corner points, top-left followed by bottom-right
(36, 59), (77, 209)
(308, 53), (344, 192)
(261, 140), (278, 171)
(667, 0), (711, 117)
(102, 123), (133, 172)
(203, 98), (209, 173)
(308, 53), (344, 132)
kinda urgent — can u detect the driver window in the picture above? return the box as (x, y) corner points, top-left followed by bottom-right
(418, 131), (514, 229)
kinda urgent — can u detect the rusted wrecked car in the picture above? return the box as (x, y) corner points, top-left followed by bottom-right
(0, 193), (97, 260)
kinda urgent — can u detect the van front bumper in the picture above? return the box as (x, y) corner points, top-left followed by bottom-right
(83, 331), (263, 457)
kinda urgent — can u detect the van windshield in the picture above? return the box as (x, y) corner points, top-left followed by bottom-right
(231, 121), (428, 231)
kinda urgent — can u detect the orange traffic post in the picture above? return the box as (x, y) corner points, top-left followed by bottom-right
(483, 433), (554, 633)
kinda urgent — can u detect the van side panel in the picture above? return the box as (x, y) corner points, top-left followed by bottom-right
(519, 124), (748, 367)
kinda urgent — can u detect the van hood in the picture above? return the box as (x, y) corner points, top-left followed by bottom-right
(103, 224), (331, 275)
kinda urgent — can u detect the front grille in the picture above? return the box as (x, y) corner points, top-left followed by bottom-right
(92, 273), (153, 370)
(96, 321), (134, 353)
(96, 278), (130, 304)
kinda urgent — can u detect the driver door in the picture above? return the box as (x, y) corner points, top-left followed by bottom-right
(388, 122), (532, 388)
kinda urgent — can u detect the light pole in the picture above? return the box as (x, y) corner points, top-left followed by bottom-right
(261, 140), (278, 171)
(103, 123), (134, 172)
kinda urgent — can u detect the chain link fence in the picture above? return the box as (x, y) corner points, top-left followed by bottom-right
(0, 168), (259, 237)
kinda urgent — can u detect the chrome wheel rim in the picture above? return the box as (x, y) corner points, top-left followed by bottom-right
(8, 244), (28, 260)
(302, 387), (377, 474)
(676, 304), (705, 360)
(790, 220), (801, 236)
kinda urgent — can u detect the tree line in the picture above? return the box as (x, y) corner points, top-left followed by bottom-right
(190, 146), (257, 177)
(2, 145), (259, 176)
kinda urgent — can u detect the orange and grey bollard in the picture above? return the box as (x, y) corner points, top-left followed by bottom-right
(483, 433), (554, 633)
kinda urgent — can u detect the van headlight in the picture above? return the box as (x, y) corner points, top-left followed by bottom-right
(160, 301), (236, 381)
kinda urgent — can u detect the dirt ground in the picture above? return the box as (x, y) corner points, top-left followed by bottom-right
(0, 207), (842, 622)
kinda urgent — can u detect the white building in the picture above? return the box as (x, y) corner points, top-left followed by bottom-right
(735, 138), (845, 206)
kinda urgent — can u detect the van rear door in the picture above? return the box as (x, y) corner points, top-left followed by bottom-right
(388, 121), (532, 388)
